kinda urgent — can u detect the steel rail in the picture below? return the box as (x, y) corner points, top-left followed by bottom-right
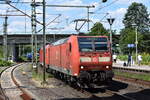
(73, 86), (136, 100)
(114, 75), (150, 87)
(11, 63), (35, 100)
(0, 65), (12, 100)
(104, 89), (136, 100)
(113, 66), (150, 74)
(45, 68), (137, 100)
(0, 63), (22, 100)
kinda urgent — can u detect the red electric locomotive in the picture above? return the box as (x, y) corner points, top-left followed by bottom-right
(39, 35), (114, 87)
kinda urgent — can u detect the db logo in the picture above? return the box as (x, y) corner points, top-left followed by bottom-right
(93, 57), (97, 62)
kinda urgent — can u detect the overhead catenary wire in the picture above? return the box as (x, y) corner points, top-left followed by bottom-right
(0, 1), (42, 4)
(94, 0), (120, 13)
(6, 2), (43, 25)
(37, 14), (62, 33)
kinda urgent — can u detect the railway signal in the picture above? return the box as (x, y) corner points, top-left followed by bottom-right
(107, 18), (115, 26)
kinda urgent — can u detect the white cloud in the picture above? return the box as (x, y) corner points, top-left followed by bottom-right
(108, 8), (127, 18)
(1, 0), (148, 34)
(54, 0), (84, 11)
(36, 8), (42, 14)
(47, 23), (77, 34)
(116, 0), (147, 5)
(0, 9), (6, 14)
(91, 18), (100, 23)
(62, 23), (75, 31)
(100, 8), (127, 32)
(58, 21), (87, 33)
(10, 21), (26, 26)
(8, 21), (31, 33)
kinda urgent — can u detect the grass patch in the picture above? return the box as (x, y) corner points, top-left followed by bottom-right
(0, 69), (2, 73)
(114, 70), (150, 81)
(32, 70), (53, 81)
(19, 67), (24, 72)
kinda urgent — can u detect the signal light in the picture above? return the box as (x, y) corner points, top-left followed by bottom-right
(102, 0), (107, 2)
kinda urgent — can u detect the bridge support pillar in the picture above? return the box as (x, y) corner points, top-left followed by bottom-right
(13, 45), (19, 62)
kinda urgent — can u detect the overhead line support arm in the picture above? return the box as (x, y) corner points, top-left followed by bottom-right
(45, 4), (95, 8)
(6, 2), (43, 25)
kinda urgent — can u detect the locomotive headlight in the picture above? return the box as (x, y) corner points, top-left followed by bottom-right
(80, 66), (84, 69)
(99, 57), (110, 62)
(106, 66), (109, 69)
(80, 57), (91, 62)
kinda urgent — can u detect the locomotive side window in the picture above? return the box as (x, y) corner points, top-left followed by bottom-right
(78, 37), (108, 52)
(69, 43), (72, 52)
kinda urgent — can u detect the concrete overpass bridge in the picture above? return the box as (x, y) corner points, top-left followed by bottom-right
(0, 34), (71, 45)
(0, 34), (71, 61)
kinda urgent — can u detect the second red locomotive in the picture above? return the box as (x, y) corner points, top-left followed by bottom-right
(39, 35), (114, 87)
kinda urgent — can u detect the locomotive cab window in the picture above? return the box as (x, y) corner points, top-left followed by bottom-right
(78, 37), (108, 52)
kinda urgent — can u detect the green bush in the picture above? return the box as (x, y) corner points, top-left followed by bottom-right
(0, 59), (12, 66)
(118, 53), (150, 65)
(18, 56), (27, 62)
(141, 53), (150, 65)
(117, 55), (128, 61)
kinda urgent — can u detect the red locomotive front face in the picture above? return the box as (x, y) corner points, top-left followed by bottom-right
(78, 36), (112, 71)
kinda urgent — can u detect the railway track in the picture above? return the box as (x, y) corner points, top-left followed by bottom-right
(40, 65), (149, 100)
(114, 75), (150, 88)
(77, 87), (136, 100)
(0, 63), (35, 100)
(113, 66), (150, 74)
(113, 66), (150, 87)
(0, 65), (11, 100)
(57, 77), (136, 100)
(101, 89), (136, 100)
(54, 72), (150, 100)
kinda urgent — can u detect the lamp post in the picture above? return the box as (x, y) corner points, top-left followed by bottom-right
(132, 24), (138, 64)
(135, 26), (138, 63)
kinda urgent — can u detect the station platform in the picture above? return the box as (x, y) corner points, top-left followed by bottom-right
(112, 60), (150, 72)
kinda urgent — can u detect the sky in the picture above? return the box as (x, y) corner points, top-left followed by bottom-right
(0, 0), (150, 34)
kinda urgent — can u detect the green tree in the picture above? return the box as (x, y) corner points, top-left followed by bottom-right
(123, 2), (149, 34)
(119, 28), (143, 53)
(120, 2), (150, 53)
(24, 45), (32, 54)
(111, 30), (120, 53)
(0, 46), (3, 58)
(89, 22), (108, 36)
